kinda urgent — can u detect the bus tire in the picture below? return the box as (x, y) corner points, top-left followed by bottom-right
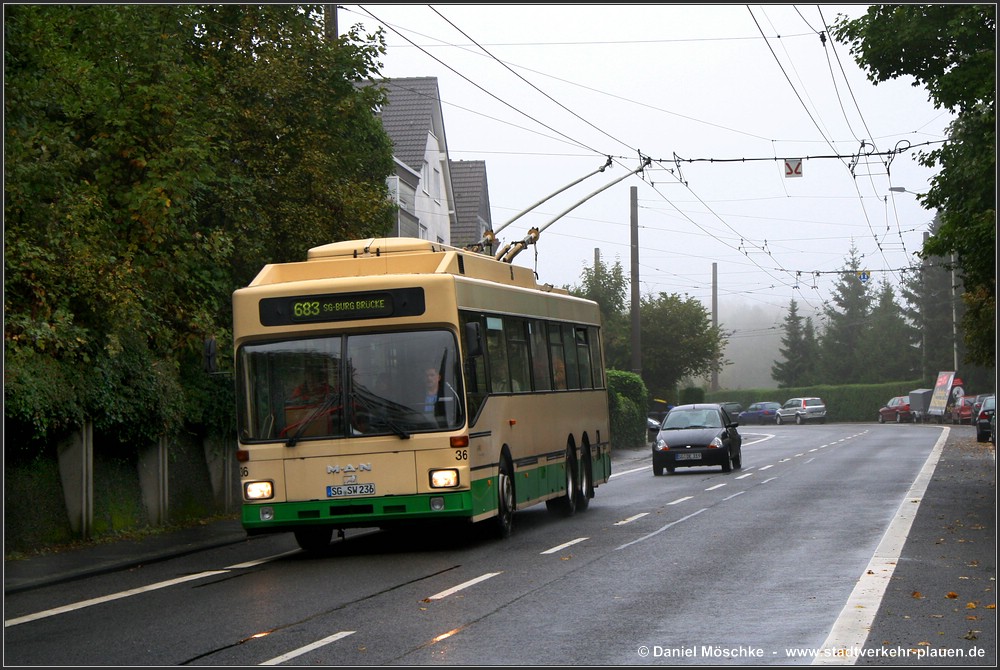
(575, 445), (593, 512)
(546, 444), (578, 517)
(493, 453), (514, 539)
(294, 527), (333, 553)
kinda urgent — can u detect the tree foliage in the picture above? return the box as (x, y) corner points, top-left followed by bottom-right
(817, 245), (873, 384)
(771, 299), (818, 388)
(567, 256), (630, 370)
(832, 5), (996, 367)
(638, 292), (725, 400)
(4, 5), (396, 451)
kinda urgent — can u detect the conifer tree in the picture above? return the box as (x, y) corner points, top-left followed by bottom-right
(818, 244), (873, 384)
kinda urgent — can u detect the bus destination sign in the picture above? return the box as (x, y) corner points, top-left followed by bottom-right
(259, 288), (425, 326)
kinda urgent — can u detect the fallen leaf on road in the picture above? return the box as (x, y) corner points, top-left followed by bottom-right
(946, 592), (959, 599)
(912, 591), (923, 599)
(966, 602), (977, 609)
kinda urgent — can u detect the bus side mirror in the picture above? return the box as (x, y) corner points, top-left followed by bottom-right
(464, 322), (483, 358)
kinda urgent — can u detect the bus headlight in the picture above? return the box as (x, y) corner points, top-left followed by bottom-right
(429, 469), (459, 488)
(244, 481), (274, 500)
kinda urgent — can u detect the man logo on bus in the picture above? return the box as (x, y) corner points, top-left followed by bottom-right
(326, 463), (372, 474)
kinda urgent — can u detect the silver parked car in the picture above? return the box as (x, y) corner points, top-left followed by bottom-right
(776, 397), (826, 425)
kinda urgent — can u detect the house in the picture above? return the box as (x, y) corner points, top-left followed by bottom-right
(374, 76), (456, 244)
(371, 76), (492, 247)
(448, 159), (493, 249)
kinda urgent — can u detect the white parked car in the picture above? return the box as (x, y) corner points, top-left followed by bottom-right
(776, 397), (826, 425)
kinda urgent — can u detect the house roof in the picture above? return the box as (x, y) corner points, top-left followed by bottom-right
(449, 160), (492, 247)
(374, 76), (445, 172)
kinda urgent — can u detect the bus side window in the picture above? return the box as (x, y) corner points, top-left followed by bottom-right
(560, 324), (580, 390)
(575, 326), (593, 389)
(528, 319), (551, 391)
(485, 316), (510, 393)
(588, 326), (605, 388)
(460, 312), (488, 418)
(548, 323), (567, 390)
(505, 318), (530, 393)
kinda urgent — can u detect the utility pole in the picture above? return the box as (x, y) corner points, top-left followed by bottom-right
(630, 186), (641, 376)
(711, 262), (719, 391)
(324, 5), (338, 41)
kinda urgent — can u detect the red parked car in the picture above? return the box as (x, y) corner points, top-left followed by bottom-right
(878, 396), (913, 423)
(947, 396), (976, 425)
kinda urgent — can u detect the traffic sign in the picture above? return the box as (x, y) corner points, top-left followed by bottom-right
(784, 159), (803, 178)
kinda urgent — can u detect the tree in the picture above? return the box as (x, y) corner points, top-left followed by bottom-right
(832, 5), (996, 367)
(4, 5), (396, 451)
(858, 279), (920, 383)
(818, 244), (873, 384)
(567, 256), (630, 371)
(639, 292), (725, 400)
(771, 299), (818, 388)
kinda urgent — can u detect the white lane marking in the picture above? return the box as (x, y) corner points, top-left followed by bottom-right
(705, 483), (727, 491)
(540, 537), (589, 555)
(813, 428), (948, 665)
(616, 508), (708, 550)
(426, 572), (503, 601)
(722, 491), (745, 502)
(614, 512), (649, 525)
(758, 464), (774, 471)
(4, 571), (229, 627)
(610, 464), (648, 478)
(7, 550), (295, 628)
(260, 630), (355, 665)
(735, 472), (754, 479)
(227, 549), (301, 569)
(667, 496), (693, 505)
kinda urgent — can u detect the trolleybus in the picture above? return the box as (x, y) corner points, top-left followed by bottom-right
(233, 237), (611, 551)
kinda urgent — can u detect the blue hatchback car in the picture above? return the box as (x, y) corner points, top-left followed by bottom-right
(738, 401), (782, 425)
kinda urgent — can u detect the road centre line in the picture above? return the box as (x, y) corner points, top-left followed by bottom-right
(228, 549), (301, 569)
(614, 512), (649, 525)
(425, 572), (502, 601)
(4, 570), (230, 628)
(610, 464), (648, 479)
(616, 508), (707, 550)
(260, 630), (355, 666)
(540, 537), (588, 554)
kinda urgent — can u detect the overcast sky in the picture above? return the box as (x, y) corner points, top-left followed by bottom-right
(339, 4), (951, 326)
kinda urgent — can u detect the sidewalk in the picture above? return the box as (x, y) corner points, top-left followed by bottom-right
(6, 429), (996, 666)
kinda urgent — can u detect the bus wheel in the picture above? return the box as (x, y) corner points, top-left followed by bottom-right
(294, 527), (333, 553)
(493, 455), (514, 539)
(575, 446), (593, 512)
(546, 445), (577, 517)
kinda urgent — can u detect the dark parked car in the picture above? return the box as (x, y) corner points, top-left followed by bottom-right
(652, 403), (742, 475)
(776, 397), (826, 424)
(971, 393), (992, 417)
(878, 396), (913, 423)
(738, 401), (782, 425)
(719, 401), (743, 417)
(975, 395), (994, 443)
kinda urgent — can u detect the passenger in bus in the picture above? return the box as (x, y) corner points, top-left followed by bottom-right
(291, 367), (333, 405)
(424, 367), (442, 412)
(552, 356), (567, 390)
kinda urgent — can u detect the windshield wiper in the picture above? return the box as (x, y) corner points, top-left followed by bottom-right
(352, 388), (411, 439)
(286, 393), (339, 447)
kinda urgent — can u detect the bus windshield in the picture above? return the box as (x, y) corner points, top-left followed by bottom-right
(237, 329), (464, 443)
